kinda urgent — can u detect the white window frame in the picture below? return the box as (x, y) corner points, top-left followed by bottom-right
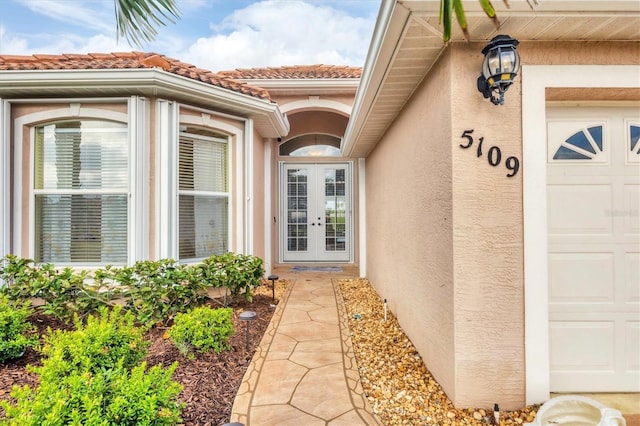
(156, 103), (249, 261)
(0, 99), (10, 260)
(11, 97), (147, 266)
(178, 129), (230, 262)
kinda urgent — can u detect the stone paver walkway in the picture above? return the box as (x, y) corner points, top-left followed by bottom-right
(230, 267), (380, 425)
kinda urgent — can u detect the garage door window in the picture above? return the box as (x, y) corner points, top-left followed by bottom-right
(628, 123), (640, 162)
(552, 125), (604, 161)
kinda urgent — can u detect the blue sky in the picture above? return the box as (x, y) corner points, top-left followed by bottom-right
(0, 0), (380, 71)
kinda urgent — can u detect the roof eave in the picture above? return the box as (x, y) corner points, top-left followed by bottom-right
(237, 78), (361, 95)
(400, 0), (640, 13)
(342, 0), (640, 158)
(0, 68), (290, 137)
(341, 0), (409, 157)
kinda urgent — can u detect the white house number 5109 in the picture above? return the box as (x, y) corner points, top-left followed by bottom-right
(459, 129), (520, 178)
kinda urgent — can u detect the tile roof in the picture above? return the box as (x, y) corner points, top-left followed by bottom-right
(0, 52), (272, 100)
(218, 65), (362, 80)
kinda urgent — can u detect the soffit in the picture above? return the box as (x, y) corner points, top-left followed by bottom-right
(343, 0), (640, 158)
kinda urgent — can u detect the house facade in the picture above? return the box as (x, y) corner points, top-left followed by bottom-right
(0, 55), (361, 274)
(1, 0), (639, 411)
(342, 0), (639, 410)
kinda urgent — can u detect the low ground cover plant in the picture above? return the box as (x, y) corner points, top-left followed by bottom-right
(1, 306), (183, 425)
(0, 296), (37, 363)
(0, 253), (271, 425)
(168, 306), (235, 358)
(37, 306), (149, 379)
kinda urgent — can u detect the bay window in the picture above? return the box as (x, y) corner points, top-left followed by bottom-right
(34, 120), (129, 264)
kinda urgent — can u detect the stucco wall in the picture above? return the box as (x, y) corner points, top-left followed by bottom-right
(449, 43), (525, 409)
(286, 111), (349, 140)
(365, 49), (456, 395)
(522, 40), (640, 67)
(364, 39), (640, 410)
(252, 128), (266, 262)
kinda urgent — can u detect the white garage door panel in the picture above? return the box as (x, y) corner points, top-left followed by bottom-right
(548, 184), (613, 235)
(550, 317), (640, 391)
(550, 321), (616, 371)
(626, 253), (640, 303)
(626, 322), (640, 372)
(548, 106), (640, 392)
(623, 184), (639, 234)
(549, 252), (614, 303)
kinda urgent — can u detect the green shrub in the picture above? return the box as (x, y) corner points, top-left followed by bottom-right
(0, 296), (36, 363)
(37, 306), (149, 381)
(200, 252), (264, 303)
(0, 255), (109, 321)
(0, 255), (40, 300)
(2, 362), (183, 425)
(168, 306), (234, 358)
(0, 253), (266, 324)
(96, 259), (208, 325)
(1, 306), (182, 425)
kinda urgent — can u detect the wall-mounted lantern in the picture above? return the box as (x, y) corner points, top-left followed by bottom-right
(477, 35), (520, 106)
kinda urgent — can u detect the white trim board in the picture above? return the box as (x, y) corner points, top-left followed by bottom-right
(521, 64), (640, 405)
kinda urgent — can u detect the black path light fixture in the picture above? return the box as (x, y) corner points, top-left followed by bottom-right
(268, 274), (279, 302)
(239, 311), (257, 352)
(477, 35), (520, 106)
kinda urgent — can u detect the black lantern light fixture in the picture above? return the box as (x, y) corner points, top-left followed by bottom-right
(477, 35), (520, 106)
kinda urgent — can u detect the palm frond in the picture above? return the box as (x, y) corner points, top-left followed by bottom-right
(441, 0), (509, 43)
(114, 0), (181, 48)
(440, 0), (453, 42)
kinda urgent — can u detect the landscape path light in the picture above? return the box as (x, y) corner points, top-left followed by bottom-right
(267, 274), (278, 301)
(239, 311), (257, 352)
(477, 35), (520, 106)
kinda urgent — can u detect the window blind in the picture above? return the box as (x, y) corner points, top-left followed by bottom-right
(178, 132), (229, 260)
(34, 121), (129, 264)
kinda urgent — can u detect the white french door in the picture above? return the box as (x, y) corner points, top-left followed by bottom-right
(281, 163), (351, 262)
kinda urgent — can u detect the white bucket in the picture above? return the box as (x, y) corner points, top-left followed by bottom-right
(526, 395), (626, 426)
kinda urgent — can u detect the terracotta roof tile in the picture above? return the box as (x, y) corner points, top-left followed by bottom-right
(218, 64), (362, 80)
(0, 52), (271, 100)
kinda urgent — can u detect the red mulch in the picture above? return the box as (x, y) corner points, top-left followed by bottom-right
(0, 294), (277, 426)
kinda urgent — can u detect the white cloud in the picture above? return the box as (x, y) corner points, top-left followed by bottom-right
(0, 26), (30, 54)
(181, 0), (375, 71)
(2, 0), (377, 72)
(0, 28), (127, 56)
(16, 0), (113, 33)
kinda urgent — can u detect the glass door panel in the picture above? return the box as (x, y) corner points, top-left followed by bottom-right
(282, 164), (351, 262)
(324, 168), (347, 253)
(286, 169), (308, 253)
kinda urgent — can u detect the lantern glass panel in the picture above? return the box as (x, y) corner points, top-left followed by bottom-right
(483, 49), (501, 77)
(501, 50), (517, 74)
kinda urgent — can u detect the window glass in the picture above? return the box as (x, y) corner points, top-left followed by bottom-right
(289, 145), (341, 157)
(178, 129), (229, 260)
(34, 121), (128, 264)
(552, 125), (604, 161)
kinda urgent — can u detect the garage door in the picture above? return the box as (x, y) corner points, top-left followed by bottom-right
(547, 106), (640, 392)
